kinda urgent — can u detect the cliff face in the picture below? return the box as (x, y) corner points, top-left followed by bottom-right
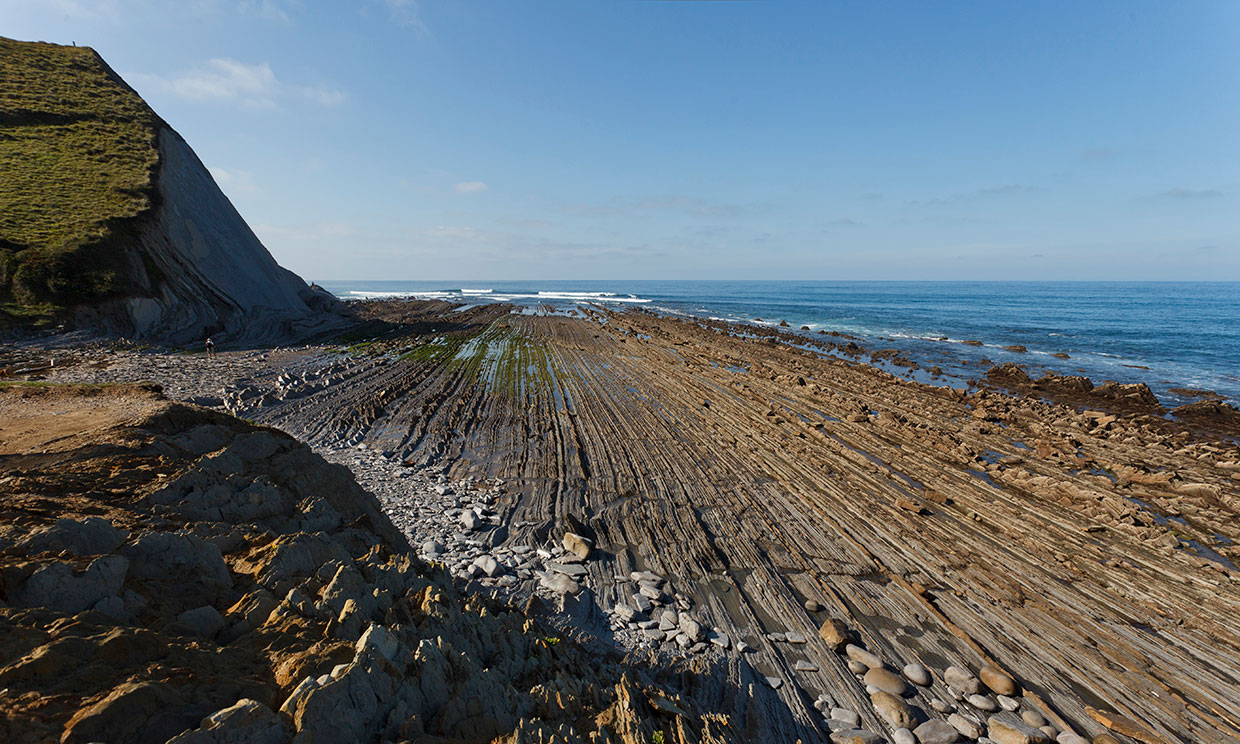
(0, 37), (351, 345)
(71, 125), (353, 345)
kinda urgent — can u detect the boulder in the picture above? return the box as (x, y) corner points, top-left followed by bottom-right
(167, 698), (287, 744)
(539, 572), (580, 595)
(987, 363), (1031, 385)
(864, 667), (909, 696)
(903, 662), (932, 686)
(967, 694), (997, 711)
(914, 719), (960, 744)
(944, 666), (981, 695)
(679, 614), (704, 643)
(175, 605), (225, 639)
(471, 555), (502, 577)
(870, 690), (915, 728)
(14, 555), (128, 614)
(17, 517), (126, 556)
(948, 713), (983, 739)
(614, 603), (638, 623)
(819, 618), (853, 650)
(845, 644), (884, 669)
(980, 664), (1019, 696)
(988, 713), (1052, 744)
(562, 532), (592, 560)
(831, 708), (860, 725)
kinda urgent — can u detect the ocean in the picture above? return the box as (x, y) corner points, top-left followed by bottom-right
(316, 280), (1240, 407)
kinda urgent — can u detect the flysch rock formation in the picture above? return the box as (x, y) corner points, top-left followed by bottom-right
(0, 383), (807, 744)
(0, 38), (353, 345)
(72, 123), (354, 345)
(45, 300), (1240, 744)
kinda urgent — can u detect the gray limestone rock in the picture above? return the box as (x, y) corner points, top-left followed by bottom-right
(14, 555), (129, 614)
(914, 719), (961, 744)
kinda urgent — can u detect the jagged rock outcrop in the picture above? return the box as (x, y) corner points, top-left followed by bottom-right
(0, 37), (352, 344)
(0, 384), (779, 744)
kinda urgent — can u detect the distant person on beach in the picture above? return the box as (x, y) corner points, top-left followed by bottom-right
(205, 337), (215, 358)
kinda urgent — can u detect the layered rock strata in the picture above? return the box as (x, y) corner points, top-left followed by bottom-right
(0, 383), (797, 744)
(38, 303), (1240, 743)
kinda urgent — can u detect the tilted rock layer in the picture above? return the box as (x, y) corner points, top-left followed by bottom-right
(0, 384), (781, 744)
(0, 37), (350, 343)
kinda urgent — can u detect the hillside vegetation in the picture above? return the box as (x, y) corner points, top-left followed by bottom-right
(0, 37), (160, 323)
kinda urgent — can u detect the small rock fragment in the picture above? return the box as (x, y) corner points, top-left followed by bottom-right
(968, 694), (998, 712)
(845, 644), (884, 669)
(945, 666), (981, 695)
(948, 713), (983, 740)
(819, 618), (853, 650)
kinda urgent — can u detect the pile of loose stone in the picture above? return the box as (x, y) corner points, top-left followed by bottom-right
(316, 442), (738, 661)
(807, 620), (1099, 744)
(253, 440), (1114, 744)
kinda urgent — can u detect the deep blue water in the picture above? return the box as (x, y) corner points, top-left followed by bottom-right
(317, 280), (1240, 406)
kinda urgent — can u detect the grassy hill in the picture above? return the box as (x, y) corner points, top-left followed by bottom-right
(0, 37), (161, 324)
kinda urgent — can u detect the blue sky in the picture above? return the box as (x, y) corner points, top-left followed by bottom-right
(6, 1), (1239, 280)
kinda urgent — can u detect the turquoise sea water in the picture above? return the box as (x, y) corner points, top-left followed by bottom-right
(316, 280), (1240, 406)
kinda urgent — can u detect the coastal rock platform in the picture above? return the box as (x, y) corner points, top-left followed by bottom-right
(35, 302), (1240, 743)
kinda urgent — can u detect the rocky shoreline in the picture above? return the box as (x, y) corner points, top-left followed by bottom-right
(0, 383), (796, 744)
(8, 299), (1240, 743)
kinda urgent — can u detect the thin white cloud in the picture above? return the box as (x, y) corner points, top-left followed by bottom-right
(426, 226), (490, 241)
(239, 0), (290, 22)
(209, 167), (260, 193)
(1158, 188), (1223, 200)
(9, 0), (121, 21)
(453, 181), (488, 194)
(135, 58), (345, 109)
(976, 183), (1037, 196)
(377, 0), (426, 30)
(303, 86), (347, 107)
(564, 195), (760, 219)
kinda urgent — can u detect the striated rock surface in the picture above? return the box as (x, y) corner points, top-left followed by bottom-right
(40, 303), (1240, 744)
(0, 384), (797, 744)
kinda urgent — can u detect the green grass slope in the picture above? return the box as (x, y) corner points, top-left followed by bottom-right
(0, 37), (161, 324)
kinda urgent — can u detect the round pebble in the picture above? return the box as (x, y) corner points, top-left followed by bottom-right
(903, 662), (932, 686)
(966, 693), (996, 711)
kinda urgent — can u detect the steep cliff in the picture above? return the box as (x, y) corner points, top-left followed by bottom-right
(0, 37), (351, 344)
